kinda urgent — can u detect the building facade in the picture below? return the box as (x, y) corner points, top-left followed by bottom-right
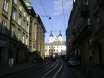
(24, 0), (46, 60)
(44, 31), (66, 57)
(9, 0), (30, 65)
(0, 0), (46, 67)
(66, 0), (104, 66)
(0, 0), (12, 67)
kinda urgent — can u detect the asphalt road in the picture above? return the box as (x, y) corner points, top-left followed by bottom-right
(4, 59), (77, 78)
(22, 59), (76, 78)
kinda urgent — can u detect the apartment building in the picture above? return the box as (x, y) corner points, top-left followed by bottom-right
(36, 16), (46, 59)
(0, 0), (12, 67)
(24, 0), (46, 60)
(9, 0), (30, 65)
(66, 0), (104, 66)
(0, 0), (46, 67)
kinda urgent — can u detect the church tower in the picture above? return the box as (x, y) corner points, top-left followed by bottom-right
(49, 31), (53, 43)
(58, 30), (62, 42)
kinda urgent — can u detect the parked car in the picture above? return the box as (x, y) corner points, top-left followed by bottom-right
(68, 58), (80, 66)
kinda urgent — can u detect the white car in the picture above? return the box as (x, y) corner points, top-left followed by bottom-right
(68, 58), (80, 66)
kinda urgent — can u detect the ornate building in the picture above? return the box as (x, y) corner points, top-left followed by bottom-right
(44, 30), (66, 57)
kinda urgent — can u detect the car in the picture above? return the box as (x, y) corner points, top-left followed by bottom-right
(68, 58), (80, 66)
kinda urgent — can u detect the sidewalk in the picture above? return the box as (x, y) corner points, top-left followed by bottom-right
(0, 59), (50, 77)
(70, 63), (104, 78)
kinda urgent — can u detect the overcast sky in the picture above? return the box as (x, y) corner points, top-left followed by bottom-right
(30, 0), (73, 42)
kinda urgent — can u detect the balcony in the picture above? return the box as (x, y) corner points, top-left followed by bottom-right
(72, 25), (92, 44)
(77, 25), (93, 41)
(80, 5), (89, 17)
(98, 0), (104, 9)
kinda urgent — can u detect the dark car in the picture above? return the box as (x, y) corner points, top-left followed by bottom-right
(68, 58), (80, 66)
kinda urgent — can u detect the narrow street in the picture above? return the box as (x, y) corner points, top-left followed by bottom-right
(0, 59), (77, 78)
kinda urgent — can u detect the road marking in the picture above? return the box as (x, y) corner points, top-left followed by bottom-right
(41, 60), (59, 78)
(53, 60), (63, 78)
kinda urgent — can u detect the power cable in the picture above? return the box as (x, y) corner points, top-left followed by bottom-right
(38, 0), (56, 34)
(30, 0), (45, 15)
(62, 0), (66, 30)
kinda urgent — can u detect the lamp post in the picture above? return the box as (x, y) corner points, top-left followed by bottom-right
(41, 15), (52, 19)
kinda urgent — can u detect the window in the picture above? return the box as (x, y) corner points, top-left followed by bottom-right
(89, 52), (93, 60)
(88, 38), (92, 47)
(3, 0), (8, 12)
(1, 20), (6, 33)
(24, 11), (26, 17)
(12, 10), (16, 20)
(33, 41), (35, 48)
(26, 36), (28, 45)
(85, 0), (88, 5)
(18, 16), (21, 25)
(22, 20), (25, 29)
(22, 35), (24, 43)
(13, 0), (17, 4)
(19, 4), (22, 11)
(27, 17), (29, 22)
(17, 30), (20, 40)
(87, 17), (90, 25)
(11, 27), (14, 38)
(26, 23), (29, 32)
(95, 16), (100, 31)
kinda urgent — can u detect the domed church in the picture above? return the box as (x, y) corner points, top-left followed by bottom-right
(44, 30), (66, 57)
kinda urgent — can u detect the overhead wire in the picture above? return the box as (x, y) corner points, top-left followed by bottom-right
(38, 0), (56, 35)
(30, 0), (45, 15)
(62, 0), (66, 30)
(30, 0), (66, 41)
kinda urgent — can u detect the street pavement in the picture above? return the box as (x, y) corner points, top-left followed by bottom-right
(0, 59), (50, 77)
(69, 63), (104, 78)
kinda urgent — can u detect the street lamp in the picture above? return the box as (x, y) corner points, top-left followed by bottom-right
(41, 15), (52, 19)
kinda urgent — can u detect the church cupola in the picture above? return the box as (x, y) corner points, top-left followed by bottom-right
(59, 30), (62, 36)
(50, 31), (53, 37)
(49, 31), (53, 43)
(58, 30), (62, 42)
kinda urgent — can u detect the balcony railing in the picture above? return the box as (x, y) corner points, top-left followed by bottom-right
(80, 5), (89, 17)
